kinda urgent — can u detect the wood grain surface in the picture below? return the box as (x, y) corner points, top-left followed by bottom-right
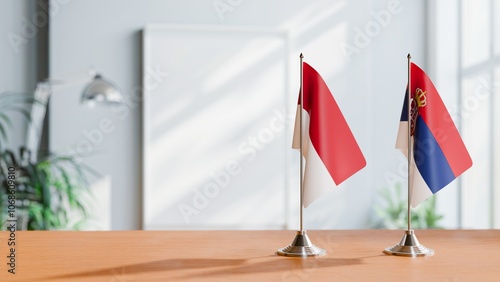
(0, 230), (499, 281)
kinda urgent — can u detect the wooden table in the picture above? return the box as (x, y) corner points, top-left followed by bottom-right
(0, 230), (499, 281)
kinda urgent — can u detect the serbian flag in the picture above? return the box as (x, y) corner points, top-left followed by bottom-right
(396, 63), (472, 207)
(293, 62), (366, 207)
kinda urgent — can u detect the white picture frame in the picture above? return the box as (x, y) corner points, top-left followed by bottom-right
(142, 24), (292, 230)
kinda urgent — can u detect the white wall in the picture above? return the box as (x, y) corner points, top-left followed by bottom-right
(49, 0), (426, 230)
(0, 0), (38, 149)
(427, 0), (461, 229)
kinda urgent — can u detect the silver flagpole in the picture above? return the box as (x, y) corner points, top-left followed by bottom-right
(407, 53), (412, 233)
(384, 54), (434, 257)
(277, 53), (325, 257)
(300, 53), (304, 232)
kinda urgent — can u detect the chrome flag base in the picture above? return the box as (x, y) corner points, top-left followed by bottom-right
(277, 230), (326, 257)
(384, 230), (434, 257)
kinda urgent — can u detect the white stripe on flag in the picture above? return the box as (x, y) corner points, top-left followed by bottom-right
(303, 138), (335, 207)
(293, 106), (336, 207)
(411, 166), (433, 207)
(396, 121), (433, 208)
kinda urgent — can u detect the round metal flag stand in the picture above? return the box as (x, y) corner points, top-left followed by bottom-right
(384, 230), (434, 257)
(277, 230), (326, 257)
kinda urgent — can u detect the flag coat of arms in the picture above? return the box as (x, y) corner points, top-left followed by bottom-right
(293, 62), (366, 207)
(397, 63), (473, 207)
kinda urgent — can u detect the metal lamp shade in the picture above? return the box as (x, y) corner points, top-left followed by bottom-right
(81, 74), (122, 106)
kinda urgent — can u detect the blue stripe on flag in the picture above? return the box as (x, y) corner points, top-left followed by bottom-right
(400, 88), (409, 121)
(413, 116), (456, 193)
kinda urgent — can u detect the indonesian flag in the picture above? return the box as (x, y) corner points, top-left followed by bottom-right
(396, 63), (472, 207)
(293, 62), (366, 207)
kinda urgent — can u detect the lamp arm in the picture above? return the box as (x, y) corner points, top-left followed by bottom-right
(25, 68), (121, 160)
(44, 68), (96, 91)
(25, 68), (96, 160)
(25, 83), (51, 162)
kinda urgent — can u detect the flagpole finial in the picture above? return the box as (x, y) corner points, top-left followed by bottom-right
(407, 53), (411, 60)
(300, 53), (304, 59)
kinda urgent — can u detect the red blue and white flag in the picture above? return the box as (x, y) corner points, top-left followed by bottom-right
(396, 63), (472, 207)
(293, 62), (366, 207)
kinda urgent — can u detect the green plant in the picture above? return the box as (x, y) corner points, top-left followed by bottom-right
(0, 92), (95, 230)
(373, 182), (444, 229)
(0, 148), (94, 230)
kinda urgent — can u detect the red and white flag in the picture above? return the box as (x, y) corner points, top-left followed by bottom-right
(293, 62), (366, 207)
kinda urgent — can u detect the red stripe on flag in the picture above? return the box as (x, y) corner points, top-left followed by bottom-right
(300, 62), (366, 184)
(410, 63), (472, 177)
